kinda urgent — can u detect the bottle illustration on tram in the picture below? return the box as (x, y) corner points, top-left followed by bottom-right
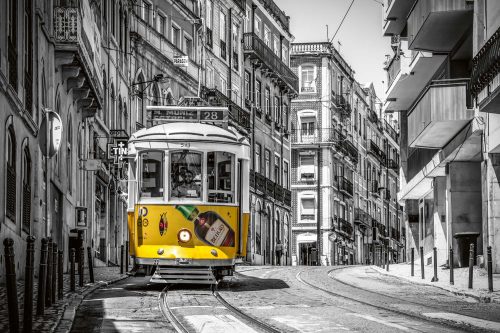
(176, 205), (235, 247)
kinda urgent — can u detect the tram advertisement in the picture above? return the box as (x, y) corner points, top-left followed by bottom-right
(132, 204), (249, 259)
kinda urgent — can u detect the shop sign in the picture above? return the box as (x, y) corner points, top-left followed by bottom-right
(174, 56), (189, 67)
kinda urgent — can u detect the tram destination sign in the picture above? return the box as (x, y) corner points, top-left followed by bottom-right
(146, 106), (228, 127)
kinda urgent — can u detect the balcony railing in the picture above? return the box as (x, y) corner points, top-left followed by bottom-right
(260, 0), (290, 32)
(384, 119), (399, 143)
(337, 217), (353, 238)
(339, 176), (353, 197)
(266, 178), (274, 198)
(472, 25), (500, 99)
(341, 139), (359, 164)
(201, 86), (250, 129)
(291, 128), (342, 145)
(251, 171), (291, 206)
(387, 158), (399, 170)
(354, 208), (371, 227)
(250, 169), (255, 188)
(368, 140), (386, 164)
(243, 33), (298, 92)
(255, 172), (266, 192)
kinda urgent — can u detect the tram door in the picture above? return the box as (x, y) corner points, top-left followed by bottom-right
(299, 242), (317, 265)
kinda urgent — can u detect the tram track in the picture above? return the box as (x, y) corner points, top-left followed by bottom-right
(296, 269), (480, 333)
(159, 283), (282, 333)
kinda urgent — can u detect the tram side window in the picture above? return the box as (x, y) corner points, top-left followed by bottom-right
(140, 151), (164, 198)
(207, 152), (234, 203)
(170, 151), (202, 199)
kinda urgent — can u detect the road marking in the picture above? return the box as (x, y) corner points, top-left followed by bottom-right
(169, 305), (225, 309)
(423, 312), (500, 332)
(272, 315), (350, 331)
(346, 313), (410, 331)
(241, 304), (311, 310)
(184, 314), (259, 333)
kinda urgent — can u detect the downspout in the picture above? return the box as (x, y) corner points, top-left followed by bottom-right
(228, 8), (232, 99)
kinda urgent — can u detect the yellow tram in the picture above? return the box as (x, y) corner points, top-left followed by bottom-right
(126, 106), (250, 284)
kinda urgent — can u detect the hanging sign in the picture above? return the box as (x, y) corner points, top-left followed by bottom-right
(39, 110), (63, 158)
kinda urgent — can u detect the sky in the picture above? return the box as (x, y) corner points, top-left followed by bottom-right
(274, 0), (392, 99)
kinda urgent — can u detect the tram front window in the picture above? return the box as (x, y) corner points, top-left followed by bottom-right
(140, 151), (164, 198)
(170, 151), (202, 199)
(207, 152), (235, 203)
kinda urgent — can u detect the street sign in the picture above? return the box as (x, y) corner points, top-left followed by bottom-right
(39, 110), (63, 158)
(173, 56), (189, 67)
(146, 106), (228, 127)
(108, 140), (128, 164)
(80, 159), (103, 171)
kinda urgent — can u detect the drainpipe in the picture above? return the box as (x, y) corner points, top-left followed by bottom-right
(317, 146), (322, 265)
(228, 8), (232, 99)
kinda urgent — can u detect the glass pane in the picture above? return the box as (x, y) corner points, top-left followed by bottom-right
(140, 151), (164, 198)
(170, 151), (202, 199)
(207, 152), (234, 203)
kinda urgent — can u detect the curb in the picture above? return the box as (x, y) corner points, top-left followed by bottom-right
(371, 266), (500, 304)
(52, 275), (129, 333)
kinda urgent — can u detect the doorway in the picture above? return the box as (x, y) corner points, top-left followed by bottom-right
(299, 242), (317, 265)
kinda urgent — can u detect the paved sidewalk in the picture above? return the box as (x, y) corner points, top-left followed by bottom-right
(372, 263), (500, 303)
(0, 266), (129, 332)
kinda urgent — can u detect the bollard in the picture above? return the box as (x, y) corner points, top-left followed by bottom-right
(37, 238), (48, 315)
(420, 246), (425, 279)
(125, 241), (129, 272)
(87, 246), (94, 283)
(468, 243), (474, 289)
(120, 245), (124, 274)
(487, 246), (493, 292)
(51, 243), (57, 303)
(58, 250), (63, 300)
(450, 247), (454, 285)
(432, 247), (438, 282)
(411, 248), (415, 277)
(45, 239), (53, 307)
(4, 238), (19, 332)
(24, 236), (36, 333)
(70, 248), (76, 292)
(78, 247), (84, 287)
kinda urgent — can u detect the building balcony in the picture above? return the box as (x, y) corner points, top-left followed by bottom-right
(338, 176), (354, 197)
(284, 188), (291, 206)
(243, 33), (298, 93)
(201, 86), (250, 130)
(387, 158), (399, 170)
(408, 79), (474, 149)
(407, 0), (473, 52)
(471, 25), (500, 114)
(382, 0), (417, 37)
(370, 180), (380, 197)
(255, 172), (266, 193)
(384, 51), (446, 112)
(250, 169), (256, 188)
(367, 109), (378, 124)
(291, 128), (342, 146)
(259, 0), (291, 32)
(266, 178), (275, 198)
(368, 140), (386, 165)
(54, 5), (103, 110)
(384, 119), (399, 143)
(337, 217), (354, 238)
(354, 208), (371, 227)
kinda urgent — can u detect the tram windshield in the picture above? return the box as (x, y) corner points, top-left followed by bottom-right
(207, 152), (235, 203)
(170, 151), (203, 200)
(140, 151), (164, 198)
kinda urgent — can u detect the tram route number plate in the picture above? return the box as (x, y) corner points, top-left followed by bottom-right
(176, 258), (192, 265)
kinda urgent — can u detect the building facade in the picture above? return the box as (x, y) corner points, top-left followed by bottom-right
(382, 0), (496, 270)
(290, 42), (402, 266)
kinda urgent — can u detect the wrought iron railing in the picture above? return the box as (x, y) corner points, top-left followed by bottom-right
(471, 25), (500, 96)
(368, 140), (386, 164)
(22, 183), (31, 233)
(384, 119), (399, 142)
(243, 33), (298, 92)
(201, 86), (250, 129)
(354, 208), (371, 226)
(266, 178), (274, 198)
(6, 166), (16, 221)
(370, 179), (380, 196)
(291, 128), (342, 145)
(339, 176), (353, 197)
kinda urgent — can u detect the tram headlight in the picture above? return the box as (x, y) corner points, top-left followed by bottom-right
(157, 248), (164, 255)
(178, 229), (192, 243)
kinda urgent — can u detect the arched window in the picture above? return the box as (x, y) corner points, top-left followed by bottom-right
(67, 114), (73, 194)
(54, 94), (61, 177)
(22, 145), (31, 233)
(6, 125), (17, 221)
(135, 73), (145, 128)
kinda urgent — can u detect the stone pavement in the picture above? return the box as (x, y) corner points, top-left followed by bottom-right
(371, 263), (500, 303)
(0, 266), (129, 332)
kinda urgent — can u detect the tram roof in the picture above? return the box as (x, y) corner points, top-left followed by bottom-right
(129, 122), (249, 146)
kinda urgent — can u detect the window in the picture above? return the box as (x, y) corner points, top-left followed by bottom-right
(244, 5), (251, 33)
(170, 151), (202, 200)
(282, 103), (288, 129)
(207, 152), (234, 203)
(264, 149), (270, 178)
(184, 35), (193, 59)
(6, 125), (17, 221)
(300, 117), (315, 137)
(143, 1), (151, 24)
(67, 115), (73, 195)
(140, 151), (164, 198)
(8, 0), (18, 89)
(172, 24), (181, 48)
(273, 35), (280, 56)
(232, 23), (239, 70)
(282, 45), (289, 65)
(220, 76), (227, 96)
(206, 0), (213, 29)
(24, 0), (33, 114)
(255, 79), (261, 109)
(244, 71), (251, 101)
(207, 67), (214, 88)
(283, 161), (289, 189)
(265, 87), (271, 116)
(255, 143), (261, 173)
(158, 13), (166, 35)
(254, 15), (261, 37)
(220, 11), (227, 59)
(301, 65), (316, 93)
(299, 154), (315, 180)
(273, 96), (280, 124)
(232, 86), (239, 104)
(274, 155), (280, 184)
(300, 197), (315, 221)
(264, 25), (271, 47)
(22, 146), (31, 233)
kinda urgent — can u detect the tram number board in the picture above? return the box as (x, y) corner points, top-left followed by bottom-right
(151, 109), (226, 122)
